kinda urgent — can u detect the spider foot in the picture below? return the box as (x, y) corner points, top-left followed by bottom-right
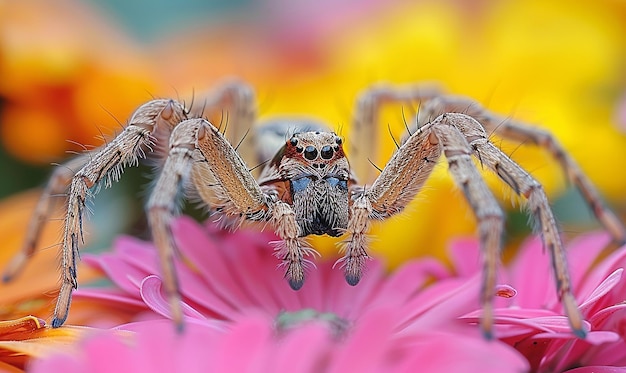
(562, 292), (587, 339)
(479, 302), (494, 340)
(273, 238), (316, 291)
(284, 260), (305, 290)
(345, 272), (361, 287)
(50, 317), (66, 329)
(335, 252), (370, 286)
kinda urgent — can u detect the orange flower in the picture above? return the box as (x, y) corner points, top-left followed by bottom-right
(0, 316), (85, 372)
(0, 190), (133, 326)
(0, 0), (162, 164)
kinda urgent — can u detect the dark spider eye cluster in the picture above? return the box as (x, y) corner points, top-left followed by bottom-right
(289, 134), (343, 161)
(304, 146), (318, 160)
(290, 136), (304, 153)
(320, 145), (333, 159)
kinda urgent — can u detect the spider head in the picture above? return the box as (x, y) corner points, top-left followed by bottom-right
(260, 130), (351, 238)
(285, 131), (346, 170)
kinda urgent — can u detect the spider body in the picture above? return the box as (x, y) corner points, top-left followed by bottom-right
(4, 81), (624, 338)
(259, 131), (352, 238)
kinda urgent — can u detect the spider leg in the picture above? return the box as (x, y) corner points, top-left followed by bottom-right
(150, 118), (309, 328)
(417, 94), (626, 245)
(47, 99), (188, 327)
(490, 119), (626, 245)
(3, 155), (88, 282)
(342, 111), (442, 282)
(191, 118), (310, 290)
(355, 112), (506, 338)
(146, 119), (200, 329)
(189, 79), (257, 167)
(345, 110), (585, 338)
(428, 114), (508, 339)
(454, 114), (585, 338)
(352, 84), (442, 184)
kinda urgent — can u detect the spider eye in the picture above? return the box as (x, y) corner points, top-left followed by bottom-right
(290, 137), (298, 146)
(304, 146), (318, 160)
(320, 145), (334, 159)
(335, 137), (342, 145)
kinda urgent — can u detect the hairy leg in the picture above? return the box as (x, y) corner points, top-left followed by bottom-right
(351, 84), (441, 184)
(149, 117), (311, 327)
(417, 94), (626, 245)
(344, 109), (586, 337)
(3, 155), (88, 282)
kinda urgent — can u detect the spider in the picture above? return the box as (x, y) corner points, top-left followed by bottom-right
(3, 80), (624, 339)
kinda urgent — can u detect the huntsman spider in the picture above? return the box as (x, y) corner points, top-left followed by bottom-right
(4, 81), (625, 338)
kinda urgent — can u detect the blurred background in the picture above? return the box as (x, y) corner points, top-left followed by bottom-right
(1, 0), (626, 283)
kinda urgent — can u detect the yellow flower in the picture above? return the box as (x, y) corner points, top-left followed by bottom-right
(153, 0), (626, 266)
(1, 0), (625, 271)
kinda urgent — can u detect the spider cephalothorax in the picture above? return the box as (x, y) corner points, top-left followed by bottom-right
(259, 131), (352, 237)
(4, 81), (624, 339)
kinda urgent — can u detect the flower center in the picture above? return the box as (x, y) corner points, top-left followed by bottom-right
(275, 309), (350, 338)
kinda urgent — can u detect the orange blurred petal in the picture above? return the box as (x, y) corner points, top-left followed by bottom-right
(0, 105), (71, 164)
(0, 316), (87, 370)
(0, 190), (101, 320)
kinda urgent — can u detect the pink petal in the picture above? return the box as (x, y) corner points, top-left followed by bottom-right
(325, 259), (385, 319)
(211, 315), (272, 372)
(369, 259), (451, 310)
(579, 341), (626, 369)
(328, 306), (397, 373)
(173, 257), (243, 319)
(139, 275), (207, 320)
(579, 269), (623, 313)
(172, 217), (259, 310)
(396, 332), (529, 372)
(581, 330), (621, 345)
(272, 323), (333, 373)
(73, 288), (147, 308)
(590, 304), (626, 331)
(448, 237), (481, 277)
(502, 315), (585, 334)
(566, 367), (626, 373)
(489, 314), (586, 336)
(223, 236), (289, 313)
(508, 236), (553, 308)
(81, 332), (139, 372)
(85, 251), (146, 295)
(397, 276), (482, 335)
(530, 330), (618, 344)
(134, 321), (221, 373)
(564, 232), (612, 289)
(111, 237), (160, 274)
(581, 245), (626, 304)
(339, 260), (385, 320)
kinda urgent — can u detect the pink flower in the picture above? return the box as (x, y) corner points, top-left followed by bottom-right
(62, 216), (529, 372)
(28, 308), (527, 373)
(450, 234), (626, 372)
